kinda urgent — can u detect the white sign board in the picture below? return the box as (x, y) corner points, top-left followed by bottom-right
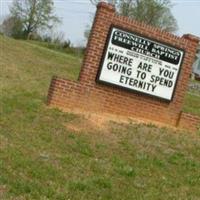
(97, 27), (184, 101)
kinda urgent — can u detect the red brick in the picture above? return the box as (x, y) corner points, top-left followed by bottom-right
(47, 2), (199, 132)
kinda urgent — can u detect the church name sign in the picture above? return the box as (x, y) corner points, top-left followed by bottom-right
(97, 26), (184, 101)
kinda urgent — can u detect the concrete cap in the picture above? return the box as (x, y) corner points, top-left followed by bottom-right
(182, 34), (200, 43)
(97, 2), (116, 12)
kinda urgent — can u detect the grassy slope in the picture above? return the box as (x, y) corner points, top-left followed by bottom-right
(183, 93), (200, 116)
(0, 36), (200, 200)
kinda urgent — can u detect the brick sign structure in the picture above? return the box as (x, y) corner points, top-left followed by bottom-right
(47, 2), (200, 132)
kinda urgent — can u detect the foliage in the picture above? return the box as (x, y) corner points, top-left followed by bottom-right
(26, 39), (85, 56)
(90, 0), (178, 32)
(8, 0), (60, 39)
(1, 16), (24, 39)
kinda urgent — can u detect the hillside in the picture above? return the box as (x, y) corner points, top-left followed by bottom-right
(0, 35), (200, 200)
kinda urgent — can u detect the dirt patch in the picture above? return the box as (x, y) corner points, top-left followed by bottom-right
(0, 135), (10, 150)
(62, 105), (138, 133)
(65, 113), (112, 133)
(53, 106), (179, 134)
(0, 185), (7, 198)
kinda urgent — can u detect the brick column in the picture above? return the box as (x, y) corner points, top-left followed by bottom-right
(78, 3), (115, 85)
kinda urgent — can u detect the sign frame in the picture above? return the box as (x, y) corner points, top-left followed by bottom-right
(96, 25), (185, 102)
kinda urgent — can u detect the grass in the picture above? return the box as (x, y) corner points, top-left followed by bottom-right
(183, 93), (200, 116)
(0, 35), (200, 200)
(24, 40), (84, 57)
(183, 79), (200, 116)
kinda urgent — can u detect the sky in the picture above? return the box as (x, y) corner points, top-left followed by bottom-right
(0, 0), (200, 46)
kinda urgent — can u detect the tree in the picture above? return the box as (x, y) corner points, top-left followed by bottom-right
(89, 0), (177, 32)
(2, 16), (24, 38)
(9, 0), (60, 39)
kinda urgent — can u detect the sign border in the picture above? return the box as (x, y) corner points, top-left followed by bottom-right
(96, 25), (185, 102)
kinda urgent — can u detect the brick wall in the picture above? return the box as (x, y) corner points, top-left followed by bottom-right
(178, 112), (200, 132)
(47, 2), (200, 132)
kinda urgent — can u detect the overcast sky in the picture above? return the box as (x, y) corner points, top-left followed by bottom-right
(0, 0), (200, 46)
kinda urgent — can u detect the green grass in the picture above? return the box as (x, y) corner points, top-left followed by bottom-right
(183, 93), (200, 116)
(0, 35), (200, 200)
(24, 40), (84, 57)
(183, 79), (200, 116)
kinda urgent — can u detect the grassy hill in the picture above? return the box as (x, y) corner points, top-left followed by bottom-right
(0, 35), (200, 200)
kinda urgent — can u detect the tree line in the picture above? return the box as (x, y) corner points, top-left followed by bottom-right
(87, 0), (177, 34)
(1, 0), (178, 44)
